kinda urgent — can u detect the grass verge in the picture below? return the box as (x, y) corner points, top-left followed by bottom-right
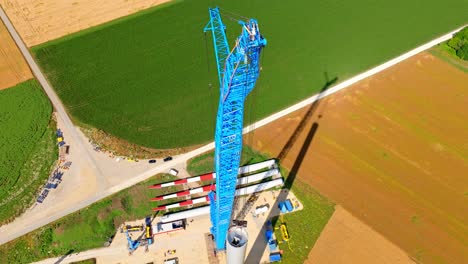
(0, 80), (58, 224)
(429, 43), (468, 72)
(70, 259), (96, 264)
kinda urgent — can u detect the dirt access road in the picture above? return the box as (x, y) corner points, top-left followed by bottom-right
(0, 19), (31, 89)
(250, 52), (468, 264)
(0, 0), (172, 47)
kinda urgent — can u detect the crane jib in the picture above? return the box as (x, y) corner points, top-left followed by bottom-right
(204, 7), (266, 251)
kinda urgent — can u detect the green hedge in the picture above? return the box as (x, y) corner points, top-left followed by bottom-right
(447, 26), (468, 60)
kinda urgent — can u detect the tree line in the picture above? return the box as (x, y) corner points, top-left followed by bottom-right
(447, 26), (468, 60)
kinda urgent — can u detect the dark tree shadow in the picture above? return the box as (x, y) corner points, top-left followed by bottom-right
(244, 73), (337, 263)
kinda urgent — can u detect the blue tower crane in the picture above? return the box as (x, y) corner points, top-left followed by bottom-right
(204, 7), (267, 250)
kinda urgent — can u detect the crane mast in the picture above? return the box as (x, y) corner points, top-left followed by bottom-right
(204, 7), (267, 250)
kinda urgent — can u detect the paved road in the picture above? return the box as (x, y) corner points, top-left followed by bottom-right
(0, 4), (466, 247)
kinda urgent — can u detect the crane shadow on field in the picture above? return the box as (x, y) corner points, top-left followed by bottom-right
(53, 249), (74, 264)
(244, 72), (337, 263)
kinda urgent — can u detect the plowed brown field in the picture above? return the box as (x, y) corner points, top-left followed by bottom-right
(0, 19), (32, 90)
(250, 52), (468, 264)
(0, 0), (171, 47)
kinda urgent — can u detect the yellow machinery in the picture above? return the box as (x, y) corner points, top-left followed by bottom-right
(146, 226), (151, 238)
(279, 223), (290, 241)
(275, 215), (293, 251)
(122, 224), (144, 232)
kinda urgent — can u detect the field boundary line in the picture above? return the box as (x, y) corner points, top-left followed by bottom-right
(242, 24), (467, 133)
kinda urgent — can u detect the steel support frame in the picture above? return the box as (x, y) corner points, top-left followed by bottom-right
(204, 7), (266, 250)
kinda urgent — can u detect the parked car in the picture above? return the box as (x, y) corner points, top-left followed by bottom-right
(148, 159), (157, 164)
(163, 156), (173, 162)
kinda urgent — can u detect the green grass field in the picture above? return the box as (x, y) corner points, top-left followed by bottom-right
(32, 0), (467, 149)
(271, 180), (334, 263)
(0, 80), (57, 224)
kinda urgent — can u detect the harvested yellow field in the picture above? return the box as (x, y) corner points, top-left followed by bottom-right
(0, 0), (172, 47)
(306, 206), (415, 264)
(0, 19), (32, 90)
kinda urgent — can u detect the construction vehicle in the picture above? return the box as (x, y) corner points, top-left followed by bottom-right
(121, 224), (144, 233)
(279, 223), (290, 242)
(123, 217), (155, 255)
(124, 230), (140, 255)
(145, 216), (154, 245)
